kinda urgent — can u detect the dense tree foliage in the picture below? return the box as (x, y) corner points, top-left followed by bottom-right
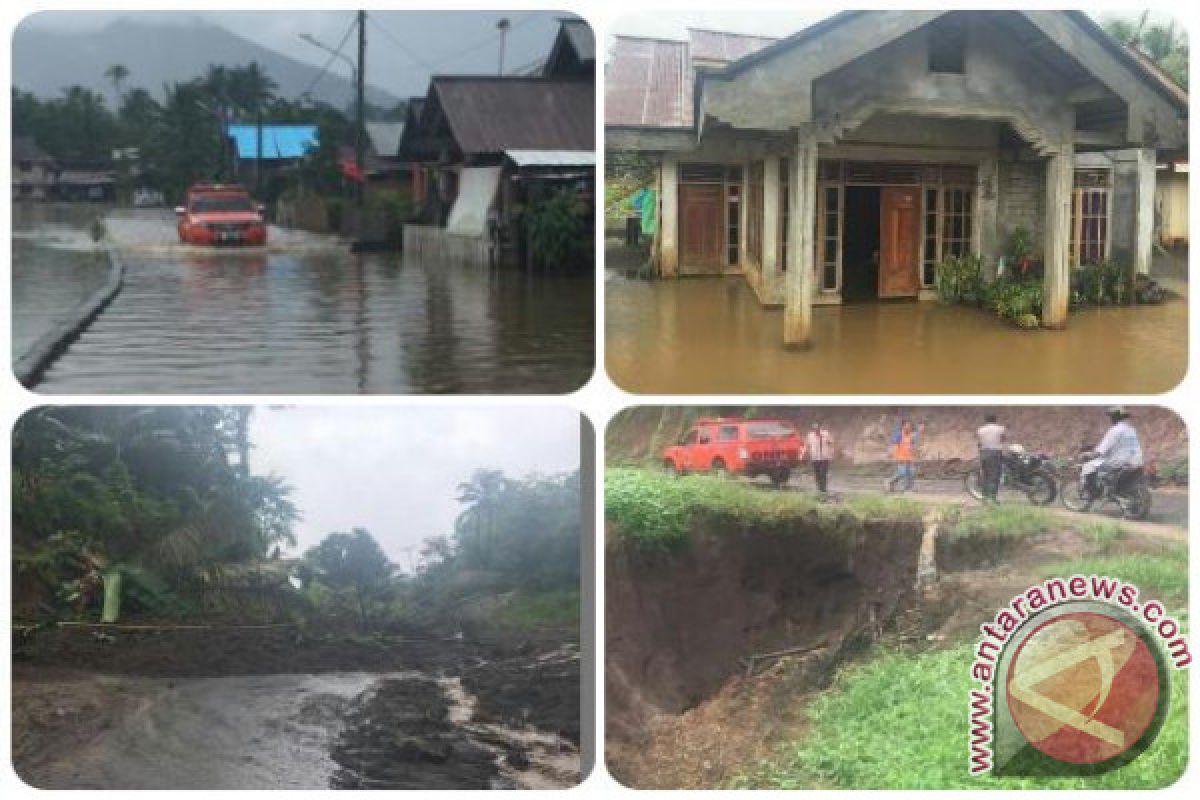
(12, 407), (297, 620)
(12, 61), (359, 202)
(1103, 12), (1188, 89)
(303, 528), (395, 630)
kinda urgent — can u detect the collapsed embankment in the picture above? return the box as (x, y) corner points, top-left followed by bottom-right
(606, 507), (925, 745)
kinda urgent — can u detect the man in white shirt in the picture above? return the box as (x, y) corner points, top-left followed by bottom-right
(976, 414), (1007, 502)
(806, 422), (834, 493)
(1083, 407), (1144, 495)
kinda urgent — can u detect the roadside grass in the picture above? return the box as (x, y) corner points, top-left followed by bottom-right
(605, 468), (922, 548)
(736, 641), (1188, 789)
(493, 589), (580, 633)
(941, 505), (1058, 541)
(1034, 548), (1188, 607)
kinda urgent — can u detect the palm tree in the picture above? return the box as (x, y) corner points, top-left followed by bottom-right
(104, 64), (130, 107)
(1103, 13), (1188, 89)
(227, 63), (278, 193)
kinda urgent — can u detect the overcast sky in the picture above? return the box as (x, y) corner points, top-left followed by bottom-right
(608, 8), (1177, 50)
(247, 406), (580, 569)
(17, 10), (572, 97)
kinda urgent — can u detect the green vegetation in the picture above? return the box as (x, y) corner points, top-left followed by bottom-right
(493, 588), (580, 633)
(525, 188), (593, 271)
(12, 407), (298, 622)
(605, 468), (921, 549)
(1035, 549), (1188, 606)
(737, 642), (1187, 789)
(934, 253), (987, 306)
(942, 505), (1059, 541)
(12, 61), (374, 205)
(13, 408), (581, 638)
(1102, 12), (1187, 89)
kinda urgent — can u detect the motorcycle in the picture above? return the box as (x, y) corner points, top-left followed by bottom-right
(1060, 453), (1152, 520)
(964, 444), (1057, 505)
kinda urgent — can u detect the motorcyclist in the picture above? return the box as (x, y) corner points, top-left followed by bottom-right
(1081, 406), (1143, 497)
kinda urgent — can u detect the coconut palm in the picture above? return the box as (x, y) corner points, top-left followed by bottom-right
(104, 63), (130, 106)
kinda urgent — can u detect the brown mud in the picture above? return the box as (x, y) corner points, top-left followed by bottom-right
(605, 511), (923, 786)
(13, 624), (580, 789)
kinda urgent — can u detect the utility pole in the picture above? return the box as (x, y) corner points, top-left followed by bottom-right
(497, 17), (511, 75)
(356, 9), (367, 217)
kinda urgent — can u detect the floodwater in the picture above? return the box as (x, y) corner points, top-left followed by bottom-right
(10, 204), (111, 359)
(606, 274), (1187, 394)
(23, 672), (378, 789)
(15, 207), (593, 393)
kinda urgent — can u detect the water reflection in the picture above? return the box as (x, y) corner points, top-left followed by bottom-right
(605, 276), (1186, 394)
(16, 209), (593, 394)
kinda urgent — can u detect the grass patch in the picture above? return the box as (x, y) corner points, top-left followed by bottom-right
(1035, 549), (1188, 607)
(493, 589), (580, 633)
(736, 641), (1188, 789)
(941, 505), (1059, 542)
(605, 468), (922, 548)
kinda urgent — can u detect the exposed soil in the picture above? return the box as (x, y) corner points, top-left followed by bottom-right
(605, 511), (923, 781)
(605, 504), (1179, 788)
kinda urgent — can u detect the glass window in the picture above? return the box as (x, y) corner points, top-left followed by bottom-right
(719, 426), (739, 442)
(726, 184), (740, 266)
(922, 188), (939, 287)
(1071, 187), (1110, 266)
(819, 185), (841, 291)
(941, 187), (972, 259)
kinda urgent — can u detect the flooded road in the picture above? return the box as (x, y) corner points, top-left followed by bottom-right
(606, 275), (1187, 394)
(15, 207), (593, 393)
(10, 204), (111, 360)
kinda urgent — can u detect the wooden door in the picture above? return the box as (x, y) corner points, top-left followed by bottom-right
(679, 184), (725, 274)
(879, 187), (921, 298)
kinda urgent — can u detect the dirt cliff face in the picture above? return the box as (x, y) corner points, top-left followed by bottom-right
(605, 513), (923, 743)
(608, 406), (1186, 465)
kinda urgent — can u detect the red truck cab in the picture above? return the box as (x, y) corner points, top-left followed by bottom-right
(176, 183), (267, 246)
(661, 417), (805, 486)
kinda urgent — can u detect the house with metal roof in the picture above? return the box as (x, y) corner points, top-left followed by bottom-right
(606, 11), (1188, 347)
(399, 17), (595, 268)
(12, 135), (59, 200)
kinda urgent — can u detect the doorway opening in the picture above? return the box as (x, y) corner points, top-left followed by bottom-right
(842, 186), (881, 302)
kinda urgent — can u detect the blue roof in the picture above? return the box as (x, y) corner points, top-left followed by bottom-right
(226, 125), (319, 160)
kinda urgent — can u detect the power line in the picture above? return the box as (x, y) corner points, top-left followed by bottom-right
(425, 12), (541, 71)
(300, 15), (358, 101)
(367, 15), (437, 72)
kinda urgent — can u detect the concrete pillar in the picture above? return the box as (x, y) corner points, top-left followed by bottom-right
(739, 160), (750, 271)
(762, 154), (780, 300)
(976, 156), (1000, 275)
(660, 156), (679, 278)
(1133, 147), (1156, 276)
(1041, 141), (1073, 329)
(784, 131), (818, 347)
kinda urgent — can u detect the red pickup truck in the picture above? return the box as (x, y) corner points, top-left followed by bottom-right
(661, 417), (805, 486)
(176, 183), (267, 246)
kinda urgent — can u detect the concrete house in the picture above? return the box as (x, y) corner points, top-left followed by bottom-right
(606, 11), (1188, 346)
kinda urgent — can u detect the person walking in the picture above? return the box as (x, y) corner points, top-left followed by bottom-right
(886, 420), (921, 492)
(806, 422), (834, 493)
(977, 413), (1007, 503)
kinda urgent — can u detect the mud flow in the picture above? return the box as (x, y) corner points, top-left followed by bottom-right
(13, 628), (581, 790)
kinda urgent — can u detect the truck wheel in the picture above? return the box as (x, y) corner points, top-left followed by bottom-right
(771, 469), (790, 488)
(662, 459), (681, 477)
(711, 458), (728, 478)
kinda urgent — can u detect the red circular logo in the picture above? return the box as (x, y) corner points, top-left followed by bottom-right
(1006, 612), (1160, 765)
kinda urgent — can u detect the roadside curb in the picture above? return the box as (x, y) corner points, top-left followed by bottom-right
(13, 244), (125, 389)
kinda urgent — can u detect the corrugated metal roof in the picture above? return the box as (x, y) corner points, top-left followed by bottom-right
(687, 28), (778, 64)
(432, 77), (594, 156)
(227, 125), (318, 160)
(13, 135), (55, 163)
(505, 149), (596, 167)
(365, 122), (405, 157)
(605, 36), (691, 128)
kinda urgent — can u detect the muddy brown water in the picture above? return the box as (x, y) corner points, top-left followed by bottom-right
(16, 670), (580, 790)
(605, 274), (1186, 394)
(10, 204), (112, 360)
(15, 207), (593, 393)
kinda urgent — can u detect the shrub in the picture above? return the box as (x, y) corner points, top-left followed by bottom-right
(525, 188), (592, 270)
(986, 278), (1044, 326)
(934, 254), (986, 305)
